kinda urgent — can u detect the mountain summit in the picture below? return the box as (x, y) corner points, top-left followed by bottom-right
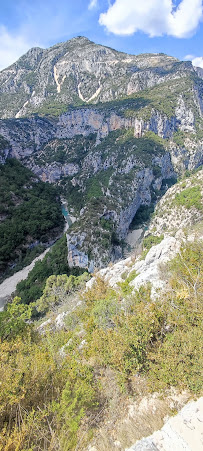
(0, 36), (188, 119)
(0, 37), (202, 270)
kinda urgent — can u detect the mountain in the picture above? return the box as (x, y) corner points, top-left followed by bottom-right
(0, 37), (202, 451)
(0, 166), (202, 450)
(0, 37), (203, 272)
(0, 36), (197, 119)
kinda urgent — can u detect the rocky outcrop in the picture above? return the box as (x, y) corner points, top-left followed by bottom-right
(31, 162), (79, 183)
(0, 106), (202, 183)
(0, 116), (56, 159)
(87, 235), (181, 296)
(0, 36), (193, 119)
(147, 169), (203, 237)
(0, 38), (202, 270)
(66, 154), (175, 271)
(126, 397), (203, 451)
(66, 232), (89, 269)
(57, 108), (178, 141)
(86, 168), (203, 287)
(0, 108), (177, 162)
(175, 96), (195, 133)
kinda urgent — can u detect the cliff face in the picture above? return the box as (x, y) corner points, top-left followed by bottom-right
(87, 169), (203, 296)
(0, 103), (202, 270)
(0, 105), (202, 175)
(0, 36), (196, 119)
(0, 37), (202, 270)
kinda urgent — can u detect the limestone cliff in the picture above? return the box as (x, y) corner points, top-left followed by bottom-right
(0, 37), (203, 270)
(87, 168), (203, 293)
(0, 36), (194, 119)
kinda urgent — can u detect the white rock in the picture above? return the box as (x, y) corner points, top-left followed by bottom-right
(126, 397), (203, 451)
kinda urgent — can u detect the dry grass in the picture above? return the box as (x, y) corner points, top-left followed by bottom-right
(81, 371), (191, 451)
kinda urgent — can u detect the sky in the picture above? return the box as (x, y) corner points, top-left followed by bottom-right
(0, 0), (203, 71)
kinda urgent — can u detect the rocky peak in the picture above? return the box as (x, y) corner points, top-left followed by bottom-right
(0, 36), (199, 119)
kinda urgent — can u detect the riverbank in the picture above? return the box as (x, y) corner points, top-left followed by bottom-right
(0, 201), (73, 310)
(0, 247), (50, 310)
(124, 228), (144, 257)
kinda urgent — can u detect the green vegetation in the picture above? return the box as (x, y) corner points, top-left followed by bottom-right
(97, 129), (166, 168)
(130, 204), (155, 229)
(34, 101), (69, 117)
(153, 164), (162, 178)
(86, 169), (113, 200)
(143, 234), (164, 251)
(0, 240), (202, 449)
(56, 126), (169, 265)
(122, 77), (195, 119)
(0, 134), (9, 150)
(86, 176), (103, 199)
(175, 186), (202, 210)
(0, 159), (64, 279)
(173, 130), (186, 147)
(24, 71), (38, 88)
(34, 140), (72, 166)
(16, 235), (84, 305)
(36, 272), (89, 314)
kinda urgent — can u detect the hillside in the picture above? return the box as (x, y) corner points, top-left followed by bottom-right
(0, 169), (202, 450)
(0, 36), (202, 449)
(0, 38), (202, 270)
(0, 158), (64, 281)
(0, 36), (191, 119)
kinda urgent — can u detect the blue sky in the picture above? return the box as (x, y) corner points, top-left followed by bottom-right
(0, 0), (203, 71)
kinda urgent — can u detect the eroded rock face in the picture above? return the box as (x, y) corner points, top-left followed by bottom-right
(0, 106), (201, 269)
(66, 233), (89, 269)
(32, 162), (79, 183)
(0, 107), (202, 183)
(87, 235), (181, 295)
(0, 37), (191, 119)
(66, 153), (176, 271)
(0, 38), (202, 270)
(147, 169), (203, 237)
(86, 169), (203, 285)
(126, 397), (203, 451)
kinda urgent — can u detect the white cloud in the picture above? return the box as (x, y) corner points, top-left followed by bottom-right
(0, 26), (33, 71)
(184, 54), (203, 68)
(99, 0), (203, 38)
(88, 0), (98, 10)
(184, 54), (195, 60)
(192, 56), (203, 68)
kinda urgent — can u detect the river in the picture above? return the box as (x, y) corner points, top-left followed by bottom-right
(0, 247), (51, 310)
(0, 200), (74, 310)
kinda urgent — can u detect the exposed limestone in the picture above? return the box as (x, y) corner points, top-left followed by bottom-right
(67, 232), (89, 269)
(147, 169), (203, 238)
(0, 37), (189, 119)
(0, 37), (202, 270)
(86, 169), (203, 291)
(175, 96), (195, 133)
(87, 235), (181, 298)
(126, 397), (203, 451)
(32, 162), (79, 183)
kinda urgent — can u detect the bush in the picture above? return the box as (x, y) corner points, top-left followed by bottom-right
(0, 159), (64, 277)
(143, 234), (164, 251)
(175, 186), (202, 210)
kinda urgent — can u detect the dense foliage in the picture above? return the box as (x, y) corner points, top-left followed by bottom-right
(0, 239), (202, 449)
(0, 159), (64, 279)
(16, 235), (84, 305)
(175, 185), (202, 210)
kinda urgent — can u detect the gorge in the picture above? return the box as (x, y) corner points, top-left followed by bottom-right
(0, 36), (202, 451)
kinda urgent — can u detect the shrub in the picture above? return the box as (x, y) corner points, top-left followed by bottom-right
(175, 186), (202, 210)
